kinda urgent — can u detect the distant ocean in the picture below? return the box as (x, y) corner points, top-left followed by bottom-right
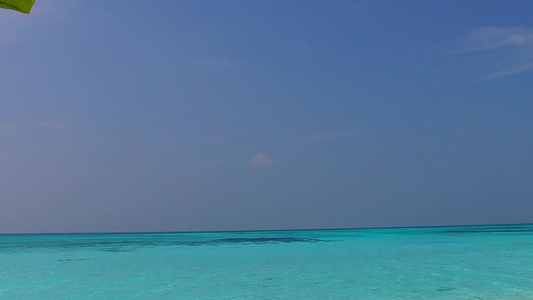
(1, 224), (532, 299)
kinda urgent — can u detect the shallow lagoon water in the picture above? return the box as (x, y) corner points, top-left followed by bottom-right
(1, 224), (532, 299)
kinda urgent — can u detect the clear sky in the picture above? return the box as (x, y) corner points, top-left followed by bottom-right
(1, 1), (532, 234)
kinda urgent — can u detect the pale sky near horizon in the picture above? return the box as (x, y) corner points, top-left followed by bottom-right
(1, 1), (533, 234)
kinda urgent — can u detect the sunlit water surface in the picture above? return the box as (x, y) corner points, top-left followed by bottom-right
(1, 224), (532, 299)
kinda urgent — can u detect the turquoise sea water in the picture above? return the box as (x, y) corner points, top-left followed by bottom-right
(1, 224), (532, 299)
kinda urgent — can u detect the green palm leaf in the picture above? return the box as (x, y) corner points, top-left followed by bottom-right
(0, 0), (35, 14)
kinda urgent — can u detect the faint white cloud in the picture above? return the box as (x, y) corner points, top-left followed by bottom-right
(248, 153), (273, 167)
(482, 60), (533, 81)
(463, 27), (533, 52)
(41, 120), (63, 130)
(461, 27), (533, 80)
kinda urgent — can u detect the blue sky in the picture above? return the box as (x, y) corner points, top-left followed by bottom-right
(1, 1), (532, 233)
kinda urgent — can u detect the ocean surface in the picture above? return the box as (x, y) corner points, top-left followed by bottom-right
(1, 224), (532, 299)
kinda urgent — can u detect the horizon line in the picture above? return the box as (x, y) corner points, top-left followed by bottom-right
(1, 222), (531, 237)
